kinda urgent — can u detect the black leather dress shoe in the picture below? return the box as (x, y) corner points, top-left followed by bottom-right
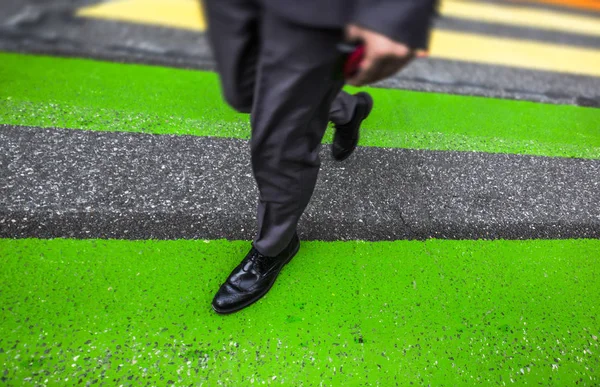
(212, 233), (300, 314)
(332, 92), (373, 161)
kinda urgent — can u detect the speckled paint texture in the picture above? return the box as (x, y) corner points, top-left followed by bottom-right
(1, 239), (598, 386)
(1, 53), (599, 159)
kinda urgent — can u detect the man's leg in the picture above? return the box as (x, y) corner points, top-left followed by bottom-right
(211, 9), (346, 314)
(329, 90), (358, 126)
(206, 0), (368, 165)
(330, 91), (373, 161)
(250, 12), (345, 256)
(204, 0), (259, 113)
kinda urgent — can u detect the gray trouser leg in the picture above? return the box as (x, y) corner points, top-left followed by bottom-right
(206, 0), (354, 122)
(329, 90), (358, 126)
(250, 12), (344, 256)
(205, 0), (259, 113)
(205, 2), (344, 256)
(206, 0), (356, 125)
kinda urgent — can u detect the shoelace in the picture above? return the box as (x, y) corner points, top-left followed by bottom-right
(245, 249), (269, 272)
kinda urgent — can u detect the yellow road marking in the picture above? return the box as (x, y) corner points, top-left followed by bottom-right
(77, 0), (205, 31)
(430, 29), (600, 76)
(509, 0), (600, 12)
(442, 0), (600, 38)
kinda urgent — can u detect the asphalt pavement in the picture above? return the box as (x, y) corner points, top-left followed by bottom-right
(2, 125), (599, 240)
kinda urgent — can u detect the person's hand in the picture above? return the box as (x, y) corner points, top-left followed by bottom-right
(345, 24), (415, 86)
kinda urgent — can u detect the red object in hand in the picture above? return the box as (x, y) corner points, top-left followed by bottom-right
(337, 42), (365, 79)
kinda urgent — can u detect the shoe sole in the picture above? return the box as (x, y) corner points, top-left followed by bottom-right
(333, 92), (373, 162)
(211, 241), (301, 315)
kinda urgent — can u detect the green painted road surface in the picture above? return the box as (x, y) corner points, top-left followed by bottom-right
(1, 52), (600, 159)
(1, 239), (599, 386)
(2, 51), (600, 385)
